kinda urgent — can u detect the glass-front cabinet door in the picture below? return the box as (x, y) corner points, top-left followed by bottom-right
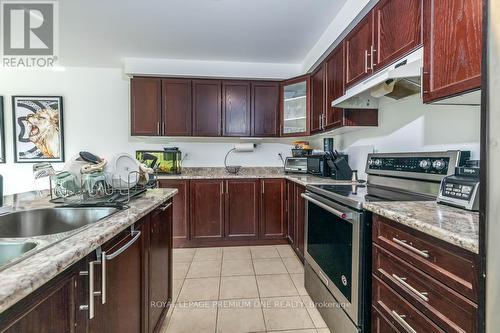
(281, 76), (310, 136)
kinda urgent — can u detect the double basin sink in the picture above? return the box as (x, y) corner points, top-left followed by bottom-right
(0, 207), (118, 268)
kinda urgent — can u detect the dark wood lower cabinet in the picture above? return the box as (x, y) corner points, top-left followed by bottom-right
(372, 214), (479, 333)
(285, 181), (306, 261)
(0, 200), (173, 333)
(225, 179), (259, 240)
(158, 179), (189, 246)
(148, 204), (173, 333)
(190, 180), (225, 241)
(286, 181), (296, 246)
(259, 179), (286, 240)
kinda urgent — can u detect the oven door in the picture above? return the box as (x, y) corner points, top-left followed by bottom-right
(302, 191), (362, 325)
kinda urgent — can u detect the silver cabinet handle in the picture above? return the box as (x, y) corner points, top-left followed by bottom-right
(301, 193), (353, 220)
(157, 122), (160, 135)
(101, 228), (141, 304)
(162, 122), (165, 135)
(158, 202), (172, 212)
(371, 45), (376, 69)
(392, 273), (429, 302)
(391, 310), (417, 333)
(392, 238), (429, 258)
(79, 260), (101, 319)
(365, 50), (369, 73)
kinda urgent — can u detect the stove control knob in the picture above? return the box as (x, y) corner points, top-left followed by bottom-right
(368, 159), (374, 166)
(374, 159), (382, 166)
(419, 159), (431, 170)
(432, 159), (446, 170)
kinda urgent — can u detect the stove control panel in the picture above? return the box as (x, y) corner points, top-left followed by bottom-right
(367, 156), (451, 175)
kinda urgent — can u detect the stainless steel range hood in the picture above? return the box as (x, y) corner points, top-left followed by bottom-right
(332, 48), (424, 109)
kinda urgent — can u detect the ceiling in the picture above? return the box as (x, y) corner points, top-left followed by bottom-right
(58, 0), (348, 67)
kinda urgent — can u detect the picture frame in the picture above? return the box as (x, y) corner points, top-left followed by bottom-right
(0, 96), (5, 163)
(12, 96), (65, 163)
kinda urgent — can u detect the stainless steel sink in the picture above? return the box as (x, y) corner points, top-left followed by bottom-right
(0, 241), (38, 266)
(0, 207), (119, 238)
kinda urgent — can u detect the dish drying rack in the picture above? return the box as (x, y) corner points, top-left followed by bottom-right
(49, 170), (158, 208)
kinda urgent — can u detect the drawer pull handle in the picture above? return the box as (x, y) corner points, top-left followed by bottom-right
(392, 238), (429, 258)
(391, 310), (417, 333)
(392, 274), (429, 302)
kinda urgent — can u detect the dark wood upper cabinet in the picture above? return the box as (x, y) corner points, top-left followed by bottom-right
(222, 81), (251, 136)
(131, 78), (161, 136)
(251, 81), (280, 137)
(259, 179), (286, 240)
(148, 205), (173, 333)
(190, 180), (224, 240)
(345, 13), (374, 88)
(373, 0), (422, 71)
(192, 80), (222, 136)
(325, 43), (345, 129)
(422, 0), (482, 103)
(158, 180), (189, 245)
(225, 179), (259, 240)
(281, 76), (310, 136)
(162, 79), (192, 136)
(310, 64), (326, 133)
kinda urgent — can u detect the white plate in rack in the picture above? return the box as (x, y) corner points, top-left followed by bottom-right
(105, 153), (140, 190)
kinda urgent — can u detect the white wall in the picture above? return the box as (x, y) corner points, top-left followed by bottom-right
(312, 95), (481, 179)
(0, 67), (292, 195)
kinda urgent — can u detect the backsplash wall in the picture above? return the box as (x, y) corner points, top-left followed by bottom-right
(313, 94), (481, 179)
(0, 67), (292, 195)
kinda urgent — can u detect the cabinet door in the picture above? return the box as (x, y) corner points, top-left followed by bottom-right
(325, 43), (345, 129)
(373, 0), (422, 71)
(190, 180), (224, 240)
(252, 81), (280, 137)
(1, 269), (78, 333)
(162, 79), (192, 136)
(223, 81), (251, 136)
(423, 0), (482, 102)
(192, 80), (222, 136)
(149, 202), (173, 333)
(310, 65), (326, 133)
(345, 14), (374, 87)
(371, 306), (400, 333)
(225, 180), (259, 240)
(90, 224), (144, 333)
(158, 180), (189, 244)
(294, 184), (306, 259)
(281, 77), (310, 136)
(286, 181), (296, 246)
(131, 77), (161, 136)
(259, 179), (285, 240)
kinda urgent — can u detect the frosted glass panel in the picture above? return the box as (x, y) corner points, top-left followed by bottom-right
(283, 81), (307, 134)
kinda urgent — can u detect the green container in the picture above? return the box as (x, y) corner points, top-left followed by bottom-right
(136, 149), (182, 174)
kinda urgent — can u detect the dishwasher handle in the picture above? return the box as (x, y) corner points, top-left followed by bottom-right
(101, 227), (141, 304)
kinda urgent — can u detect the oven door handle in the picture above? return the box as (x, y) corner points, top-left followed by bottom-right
(301, 193), (353, 220)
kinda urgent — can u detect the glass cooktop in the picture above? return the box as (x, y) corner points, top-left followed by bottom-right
(307, 184), (435, 210)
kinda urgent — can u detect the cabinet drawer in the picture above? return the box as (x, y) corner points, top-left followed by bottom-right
(373, 215), (478, 302)
(373, 244), (478, 333)
(373, 275), (445, 333)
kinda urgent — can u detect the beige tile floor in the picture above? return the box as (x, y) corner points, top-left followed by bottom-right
(161, 245), (331, 333)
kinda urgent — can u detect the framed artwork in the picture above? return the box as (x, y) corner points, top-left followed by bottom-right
(12, 96), (65, 163)
(0, 96), (5, 163)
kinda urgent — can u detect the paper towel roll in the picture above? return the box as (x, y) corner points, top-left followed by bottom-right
(234, 143), (255, 152)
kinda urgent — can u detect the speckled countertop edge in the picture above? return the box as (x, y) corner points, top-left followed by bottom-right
(0, 188), (177, 313)
(363, 201), (479, 254)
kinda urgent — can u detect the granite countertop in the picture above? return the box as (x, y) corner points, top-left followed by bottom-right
(158, 167), (356, 186)
(0, 188), (177, 313)
(363, 201), (479, 254)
